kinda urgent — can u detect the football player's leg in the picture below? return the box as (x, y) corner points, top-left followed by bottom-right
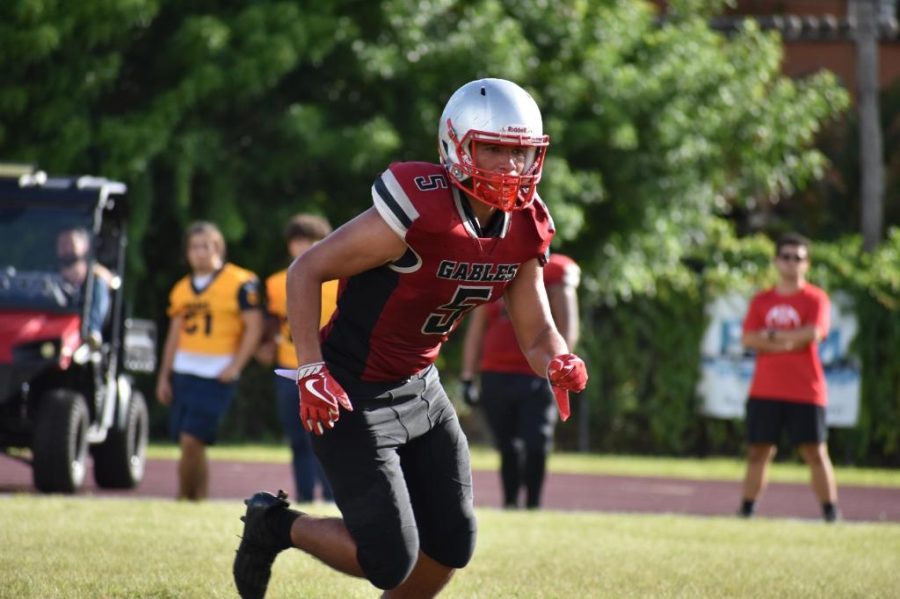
(401, 386), (476, 597)
(481, 372), (522, 507)
(312, 405), (420, 590)
(521, 376), (556, 509)
(384, 551), (456, 599)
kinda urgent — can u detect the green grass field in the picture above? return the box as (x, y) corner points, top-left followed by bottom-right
(1, 496), (899, 598)
(147, 443), (900, 488)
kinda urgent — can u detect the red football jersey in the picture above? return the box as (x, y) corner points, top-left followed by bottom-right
(742, 284), (830, 405)
(321, 161), (555, 381)
(479, 253), (580, 375)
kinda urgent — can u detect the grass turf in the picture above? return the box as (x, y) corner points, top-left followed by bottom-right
(1, 496), (898, 598)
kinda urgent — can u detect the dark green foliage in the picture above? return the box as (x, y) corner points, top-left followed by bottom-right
(2, 1), (896, 462)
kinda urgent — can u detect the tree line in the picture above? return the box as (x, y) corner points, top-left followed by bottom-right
(2, 0), (897, 462)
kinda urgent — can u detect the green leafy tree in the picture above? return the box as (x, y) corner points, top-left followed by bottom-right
(2, 0), (860, 445)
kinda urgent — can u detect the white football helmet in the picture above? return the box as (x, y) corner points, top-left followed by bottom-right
(438, 78), (549, 211)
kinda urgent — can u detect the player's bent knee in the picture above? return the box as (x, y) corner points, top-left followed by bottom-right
(357, 527), (419, 590)
(432, 535), (476, 569)
(422, 515), (477, 569)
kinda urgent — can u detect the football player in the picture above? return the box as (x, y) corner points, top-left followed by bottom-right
(233, 78), (588, 598)
(460, 251), (582, 510)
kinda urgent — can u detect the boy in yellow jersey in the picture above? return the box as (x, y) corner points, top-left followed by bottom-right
(256, 214), (337, 503)
(156, 221), (264, 501)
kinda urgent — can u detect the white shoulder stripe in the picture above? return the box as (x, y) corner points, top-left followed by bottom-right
(376, 169), (420, 223)
(373, 186), (410, 239)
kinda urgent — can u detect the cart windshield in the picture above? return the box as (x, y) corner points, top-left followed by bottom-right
(0, 205), (95, 312)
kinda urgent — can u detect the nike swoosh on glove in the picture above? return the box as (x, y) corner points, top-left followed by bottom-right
(546, 353), (588, 422)
(275, 362), (353, 435)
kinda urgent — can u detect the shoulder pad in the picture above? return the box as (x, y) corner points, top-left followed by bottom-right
(372, 162), (456, 238)
(530, 195), (555, 242)
(519, 195), (555, 264)
(224, 263), (258, 283)
(544, 254), (580, 288)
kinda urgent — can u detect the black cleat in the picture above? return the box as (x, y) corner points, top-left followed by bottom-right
(233, 490), (297, 599)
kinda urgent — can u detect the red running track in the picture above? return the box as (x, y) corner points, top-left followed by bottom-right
(1, 455), (898, 522)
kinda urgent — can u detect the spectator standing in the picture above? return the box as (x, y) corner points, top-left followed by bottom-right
(156, 221), (264, 501)
(256, 214), (337, 503)
(460, 252), (581, 509)
(232, 78), (588, 599)
(738, 233), (840, 522)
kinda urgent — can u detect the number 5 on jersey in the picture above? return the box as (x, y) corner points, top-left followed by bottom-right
(422, 286), (492, 335)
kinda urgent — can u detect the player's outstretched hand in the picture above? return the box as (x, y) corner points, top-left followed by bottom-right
(546, 353), (588, 422)
(275, 362), (353, 435)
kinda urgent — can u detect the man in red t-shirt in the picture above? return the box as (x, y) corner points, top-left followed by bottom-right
(460, 253), (580, 509)
(738, 233), (839, 522)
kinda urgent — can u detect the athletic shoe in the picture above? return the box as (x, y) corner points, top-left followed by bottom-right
(233, 490), (299, 599)
(823, 504), (842, 523)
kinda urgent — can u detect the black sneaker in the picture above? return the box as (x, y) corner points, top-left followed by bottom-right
(233, 490), (298, 599)
(823, 504), (842, 523)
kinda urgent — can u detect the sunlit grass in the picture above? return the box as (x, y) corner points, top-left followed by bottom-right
(1, 496), (898, 598)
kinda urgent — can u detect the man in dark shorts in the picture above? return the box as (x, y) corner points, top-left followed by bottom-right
(232, 78), (588, 598)
(738, 233), (840, 522)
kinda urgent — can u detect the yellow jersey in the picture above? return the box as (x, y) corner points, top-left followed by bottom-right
(265, 268), (338, 368)
(167, 263), (263, 361)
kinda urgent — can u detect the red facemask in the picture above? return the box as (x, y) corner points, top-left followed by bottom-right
(444, 123), (549, 212)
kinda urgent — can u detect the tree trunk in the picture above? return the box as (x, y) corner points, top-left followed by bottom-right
(856, 0), (885, 251)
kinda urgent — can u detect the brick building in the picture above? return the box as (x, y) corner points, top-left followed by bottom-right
(657, 0), (900, 92)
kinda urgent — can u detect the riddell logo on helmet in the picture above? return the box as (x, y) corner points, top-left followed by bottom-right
(504, 126), (531, 134)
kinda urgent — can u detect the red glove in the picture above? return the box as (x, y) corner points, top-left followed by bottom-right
(546, 353), (588, 422)
(276, 362), (353, 435)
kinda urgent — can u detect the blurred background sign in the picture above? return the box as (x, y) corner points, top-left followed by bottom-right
(698, 291), (860, 427)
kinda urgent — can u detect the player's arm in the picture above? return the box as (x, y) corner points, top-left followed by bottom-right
(461, 306), (487, 381)
(286, 207), (407, 365)
(155, 316), (182, 406)
(283, 207), (407, 434)
(459, 306), (488, 406)
(253, 314), (279, 366)
(504, 258), (568, 375)
(219, 307), (264, 382)
(547, 279), (579, 350)
(505, 258), (587, 421)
